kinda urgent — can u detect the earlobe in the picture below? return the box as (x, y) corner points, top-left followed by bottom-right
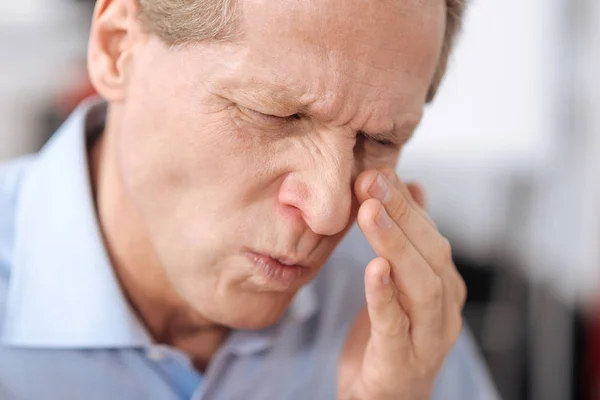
(87, 0), (140, 101)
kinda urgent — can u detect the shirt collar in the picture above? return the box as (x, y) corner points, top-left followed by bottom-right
(1, 98), (319, 350)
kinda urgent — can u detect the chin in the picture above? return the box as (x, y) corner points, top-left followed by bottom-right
(208, 293), (295, 331)
(227, 313), (285, 331)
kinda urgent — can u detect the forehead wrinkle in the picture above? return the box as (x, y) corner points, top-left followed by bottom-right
(300, 53), (350, 123)
(228, 41), (333, 114)
(232, 75), (316, 113)
(232, 0), (441, 129)
(309, 58), (392, 125)
(307, 42), (409, 123)
(306, 85), (348, 124)
(301, 54), (424, 143)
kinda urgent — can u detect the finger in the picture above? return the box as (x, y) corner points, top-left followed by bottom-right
(355, 170), (448, 275)
(436, 271), (466, 351)
(376, 169), (427, 208)
(444, 265), (468, 313)
(358, 170), (467, 350)
(380, 169), (436, 229)
(385, 171), (466, 313)
(443, 271), (467, 345)
(355, 169), (435, 230)
(406, 182), (426, 209)
(380, 169), (434, 228)
(358, 199), (444, 347)
(364, 256), (411, 350)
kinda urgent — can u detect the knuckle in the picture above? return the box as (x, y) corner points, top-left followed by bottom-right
(430, 276), (444, 300)
(438, 237), (453, 264)
(390, 229), (410, 253)
(447, 268), (467, 308)
(416, 275), (443, 305)
(373, 311), (410, 339)
(388, 194), (411, 223)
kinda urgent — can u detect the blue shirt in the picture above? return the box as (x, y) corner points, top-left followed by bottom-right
(0, 99), (500, 399)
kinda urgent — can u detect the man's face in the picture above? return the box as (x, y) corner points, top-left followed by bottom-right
(113, 0), (444, 329)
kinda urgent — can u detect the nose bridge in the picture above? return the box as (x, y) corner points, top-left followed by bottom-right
(280, 137), (354, 236)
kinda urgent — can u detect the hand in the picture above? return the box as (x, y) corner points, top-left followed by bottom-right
(338, 169), (467, 400)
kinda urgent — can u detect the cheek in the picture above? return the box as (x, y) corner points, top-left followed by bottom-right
(116, 101), (283, 258)
(117, 111), (261, 212)
(113, 111), (265, 287)
(119, 50), (255, 192)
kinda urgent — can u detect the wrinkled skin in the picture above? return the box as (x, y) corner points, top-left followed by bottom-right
(88, 0), (464, 395)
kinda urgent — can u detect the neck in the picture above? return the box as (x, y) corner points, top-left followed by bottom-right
(89, 108), (229, 370)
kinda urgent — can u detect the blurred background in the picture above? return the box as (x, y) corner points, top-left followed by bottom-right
(1, 1), (599, 399)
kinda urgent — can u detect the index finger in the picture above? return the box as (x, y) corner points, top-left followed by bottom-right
(355, 169), (448, 271)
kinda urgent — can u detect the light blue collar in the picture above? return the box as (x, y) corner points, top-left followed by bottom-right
(2, 99), (152, 348)
(1, 98), (318, 350)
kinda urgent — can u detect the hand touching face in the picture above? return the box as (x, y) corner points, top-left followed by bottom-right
(339, 169), (466, 400)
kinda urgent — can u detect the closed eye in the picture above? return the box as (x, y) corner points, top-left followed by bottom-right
(239, 106), (303, 123)
(357, 131), (397, 148)
(240, 105), (400, 149)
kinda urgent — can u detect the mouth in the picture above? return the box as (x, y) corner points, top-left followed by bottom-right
(243, 250), (312, 288)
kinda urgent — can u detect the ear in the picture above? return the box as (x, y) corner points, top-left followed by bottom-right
(87, 0), (144, 101)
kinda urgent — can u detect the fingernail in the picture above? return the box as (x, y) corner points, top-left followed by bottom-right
(369, 174), (391, 203)
(382, 268), (390, 285)
(375, 204), (393, 229)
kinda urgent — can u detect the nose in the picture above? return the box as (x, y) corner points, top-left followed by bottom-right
(278, 156), (353, 236)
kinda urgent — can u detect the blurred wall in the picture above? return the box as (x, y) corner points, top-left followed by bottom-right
(0, 0), (91, 159)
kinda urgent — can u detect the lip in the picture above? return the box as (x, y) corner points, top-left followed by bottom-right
(244, 251), (312, 288)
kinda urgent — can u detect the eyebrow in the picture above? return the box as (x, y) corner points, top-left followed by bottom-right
(233, 79), (422, 146)
(361, 118), (421, 147)
(236, 82), (306, 115)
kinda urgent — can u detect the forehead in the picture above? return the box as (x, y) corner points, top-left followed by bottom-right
(215, 0), (444, 131)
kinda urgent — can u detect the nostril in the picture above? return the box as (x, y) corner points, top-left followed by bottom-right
(278, 202), (307, 226)
(278, 173), (310, 210)
(278, 171), (352, 236)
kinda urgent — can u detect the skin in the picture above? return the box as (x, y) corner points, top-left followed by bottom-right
(88, 0), (466, 397)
